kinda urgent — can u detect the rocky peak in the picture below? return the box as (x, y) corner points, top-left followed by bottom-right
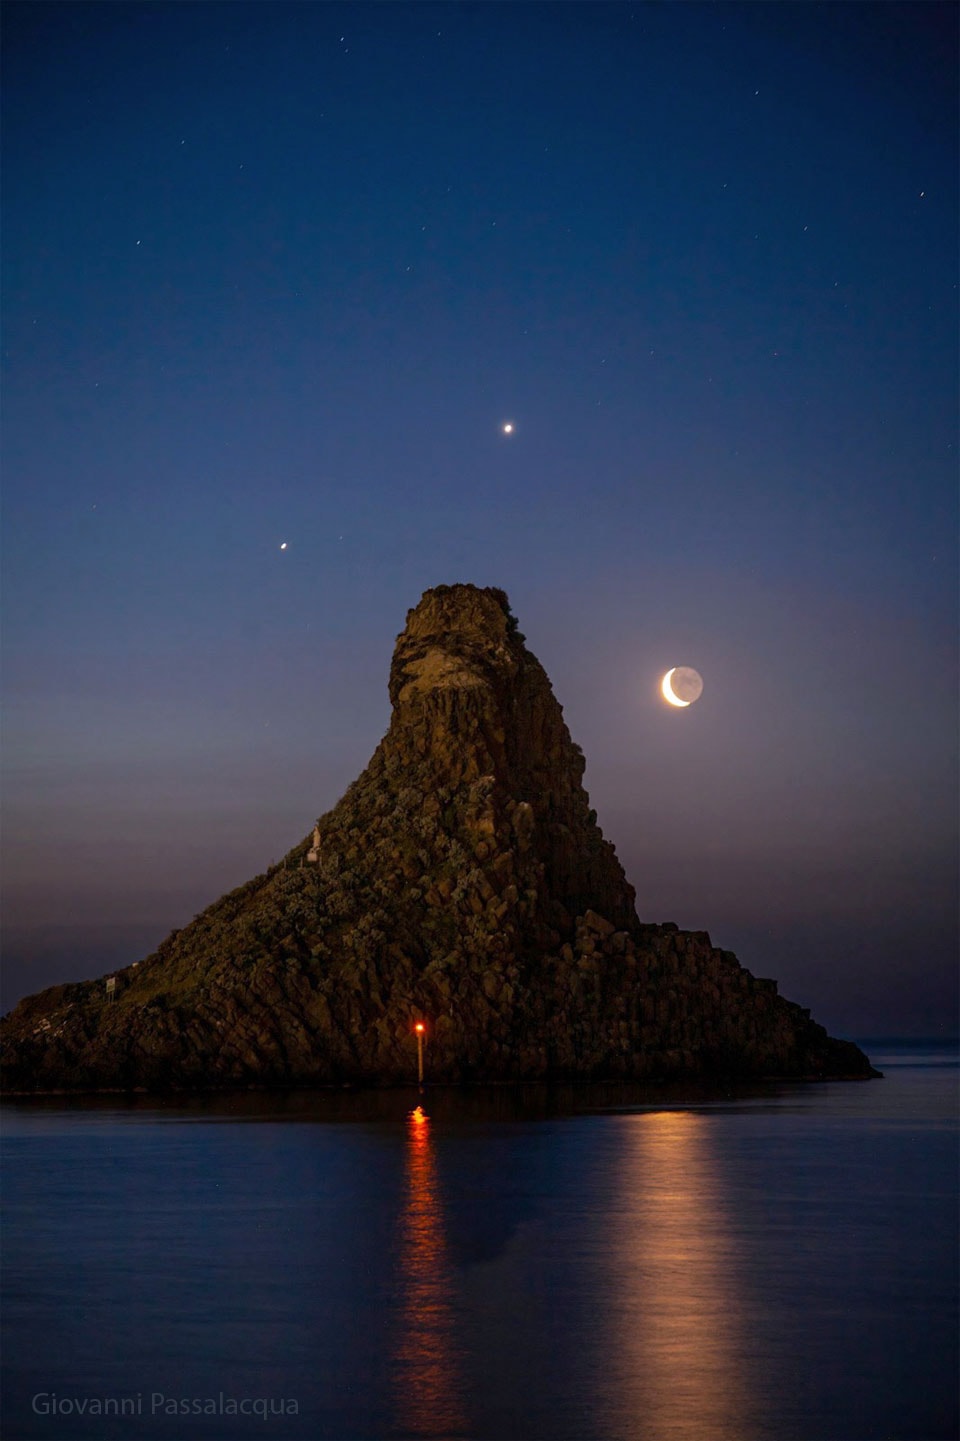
(381, 583), (636, 932)
(388, 584), (518, 709)
(0, 584), (878, 1090)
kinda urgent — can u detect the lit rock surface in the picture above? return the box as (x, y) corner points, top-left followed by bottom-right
(0, 585), (878, 1089)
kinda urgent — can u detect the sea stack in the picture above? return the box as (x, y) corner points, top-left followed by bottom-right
(0, 584), (877, 1089)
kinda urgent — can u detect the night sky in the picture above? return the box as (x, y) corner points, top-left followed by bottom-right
(3, 2), (957, 1036)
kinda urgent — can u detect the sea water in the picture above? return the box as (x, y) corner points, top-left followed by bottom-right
(2, 1043), (956, 1441)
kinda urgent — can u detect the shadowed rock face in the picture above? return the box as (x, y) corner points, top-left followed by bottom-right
(1, 584), (878, 1090)
(385, 585), (637, 931)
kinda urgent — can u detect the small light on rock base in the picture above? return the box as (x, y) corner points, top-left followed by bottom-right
(414, 1022), (426, 1085)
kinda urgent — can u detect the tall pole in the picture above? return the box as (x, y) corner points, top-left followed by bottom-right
(415, 1022), (425, 1086)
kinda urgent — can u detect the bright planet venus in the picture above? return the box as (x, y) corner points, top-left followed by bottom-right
(661, 666), (704, 707)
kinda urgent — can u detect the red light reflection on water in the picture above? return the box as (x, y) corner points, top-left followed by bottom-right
(391, 1106), (467, 1437)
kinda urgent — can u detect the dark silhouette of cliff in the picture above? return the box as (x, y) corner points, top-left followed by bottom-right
(0, 584), (878, 1089)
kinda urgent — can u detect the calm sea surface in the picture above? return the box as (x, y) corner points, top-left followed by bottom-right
(2, 1043), (957, 1441)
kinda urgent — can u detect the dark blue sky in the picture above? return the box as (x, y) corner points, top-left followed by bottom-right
(3, 2), (957, 1034)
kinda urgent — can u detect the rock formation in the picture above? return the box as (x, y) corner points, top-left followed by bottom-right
(0, 584), (877, 1090)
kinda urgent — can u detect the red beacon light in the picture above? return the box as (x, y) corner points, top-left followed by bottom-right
(413, 1021), (427, 1085)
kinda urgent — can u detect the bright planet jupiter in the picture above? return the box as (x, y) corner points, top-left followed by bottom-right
(661, 666), (704, 708)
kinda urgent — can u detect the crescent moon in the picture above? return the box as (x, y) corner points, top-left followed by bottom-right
(661, 668), (690, 707)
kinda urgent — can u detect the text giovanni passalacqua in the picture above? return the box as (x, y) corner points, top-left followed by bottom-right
(32, 1392), (300, 1419)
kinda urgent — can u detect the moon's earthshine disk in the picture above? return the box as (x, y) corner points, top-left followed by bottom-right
(661, 666), (703, 707)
